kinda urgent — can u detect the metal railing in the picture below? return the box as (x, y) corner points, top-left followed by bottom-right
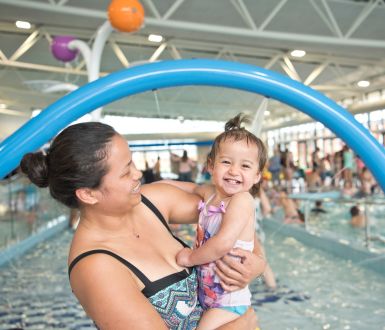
(0, 174), (68, 251)
(288, 192), (385, 252)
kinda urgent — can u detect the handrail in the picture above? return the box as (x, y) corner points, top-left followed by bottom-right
(284, 192), (385, 252)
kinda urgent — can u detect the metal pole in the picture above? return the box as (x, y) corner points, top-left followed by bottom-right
(364, 200), (370, 249)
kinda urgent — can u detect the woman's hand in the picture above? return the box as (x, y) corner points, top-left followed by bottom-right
(215, 248), (266, 292)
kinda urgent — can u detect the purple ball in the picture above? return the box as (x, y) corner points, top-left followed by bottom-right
(51, 35), (78, 62)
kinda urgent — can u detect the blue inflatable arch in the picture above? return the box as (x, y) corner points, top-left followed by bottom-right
(1, 59), (385, 192)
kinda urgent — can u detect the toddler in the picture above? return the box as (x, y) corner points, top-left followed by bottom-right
(176, 114), (266, 329)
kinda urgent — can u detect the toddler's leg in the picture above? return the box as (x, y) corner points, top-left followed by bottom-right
(197, 308), (239, 330)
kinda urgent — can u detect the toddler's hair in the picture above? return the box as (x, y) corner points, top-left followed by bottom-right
(207, 113), (267, 196)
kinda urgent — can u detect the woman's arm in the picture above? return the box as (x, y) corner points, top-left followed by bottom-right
(154, 179), (198, 194)
(170, 152), (180, 162)
(155, 179), (212, 199)
(142, 182), (200, 224)
(69, 254), (168, 330)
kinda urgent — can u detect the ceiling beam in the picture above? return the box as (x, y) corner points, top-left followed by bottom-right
(9, 30), (41, 61)
(230, 0), (257, 30)
(142, 0), (161, 19)
(162, 0), (185, 20)
(0, 58), (92, 75)
(2, 0), (385, 48)
(345, 0), (381, 38)
(320, 0), (343, 37)
(259, 0), (287, 31)
(304, 61), (330, 85)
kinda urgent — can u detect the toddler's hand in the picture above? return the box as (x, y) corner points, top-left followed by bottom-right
(176, 248), (193, 267)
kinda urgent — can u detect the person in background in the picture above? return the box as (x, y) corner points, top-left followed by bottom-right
(142, 160), (155, 184)
(20, 122), (263, 330)
(311, 147), (321, 170)
(311, 200), (327, 214)
(342, 179), (356, 198)
(319, 155), (332, 184)
(355, 155), (365, 177)
(350, 205), (366, 228)
(268, 148), (282, 186)
(342, 145), (354, 183)
(332, 149), (344, 187)
(153, 156), (162, 181)
(175, 114), (266, 329)
(283, 151), (295, 189)
(171, 150), (197, 182)
(279, 188), (304, 224)
(358, 167), (376, 197)
(306, 167), (322, 192)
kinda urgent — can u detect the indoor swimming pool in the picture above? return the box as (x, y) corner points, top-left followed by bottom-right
(0, 225), (384, 330)
(292, 194), (385, 254)
(256, 229), (385, 329)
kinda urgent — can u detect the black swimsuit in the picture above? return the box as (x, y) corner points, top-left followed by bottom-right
(68, 195), (202, 330)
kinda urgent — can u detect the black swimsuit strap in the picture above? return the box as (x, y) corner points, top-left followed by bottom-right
(68, 249), (151, 286)
(68, 194), (189, 282)
(141, 194), (190, 248)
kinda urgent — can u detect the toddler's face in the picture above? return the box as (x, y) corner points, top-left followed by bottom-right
(209, 139), (261, 198)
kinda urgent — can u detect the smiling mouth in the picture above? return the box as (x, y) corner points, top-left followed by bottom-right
(224, 178), (241, 185)
(132, 182), (141, 193)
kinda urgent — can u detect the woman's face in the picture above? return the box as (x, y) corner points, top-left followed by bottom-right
(95, 135), (143, 214)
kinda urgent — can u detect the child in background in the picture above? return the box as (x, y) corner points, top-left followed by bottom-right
(279, 188), (304, 224)
(342, 179), (356, 198)
(176, 114), (266, 329)
(350, 205), (366, 228)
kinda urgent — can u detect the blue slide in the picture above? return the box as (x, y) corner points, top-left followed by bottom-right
(1, 59), (384, 192)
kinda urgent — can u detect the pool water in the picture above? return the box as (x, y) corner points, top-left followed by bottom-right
(302, 199), (385, 253)
(256, 231), (385, 329)
(0, 227), (384, 329)
(0, 230), (93, 330)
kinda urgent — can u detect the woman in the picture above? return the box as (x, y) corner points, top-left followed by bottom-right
(20, 122), (264, 329)
(171, 150), (196, 182)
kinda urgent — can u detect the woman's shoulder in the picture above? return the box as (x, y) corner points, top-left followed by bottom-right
(68, 229), (113, 267)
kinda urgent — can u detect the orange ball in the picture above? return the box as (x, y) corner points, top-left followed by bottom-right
(108, 0), (145, 33)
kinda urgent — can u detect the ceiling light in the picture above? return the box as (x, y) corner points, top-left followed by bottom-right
(15, 20), (31, 29)
(0, 103), (6, 109)
(357, 80), (370, 88)
(148, 34), (163, 43)
(290, 49), (306, 58)
(31, 109), (41, 118)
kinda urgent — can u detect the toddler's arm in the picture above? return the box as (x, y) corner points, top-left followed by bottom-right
(177, 191), (254, 267)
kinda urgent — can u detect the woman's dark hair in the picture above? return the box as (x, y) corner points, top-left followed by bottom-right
(207, 113), (267, 196)
(20, 122), (117, 208)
